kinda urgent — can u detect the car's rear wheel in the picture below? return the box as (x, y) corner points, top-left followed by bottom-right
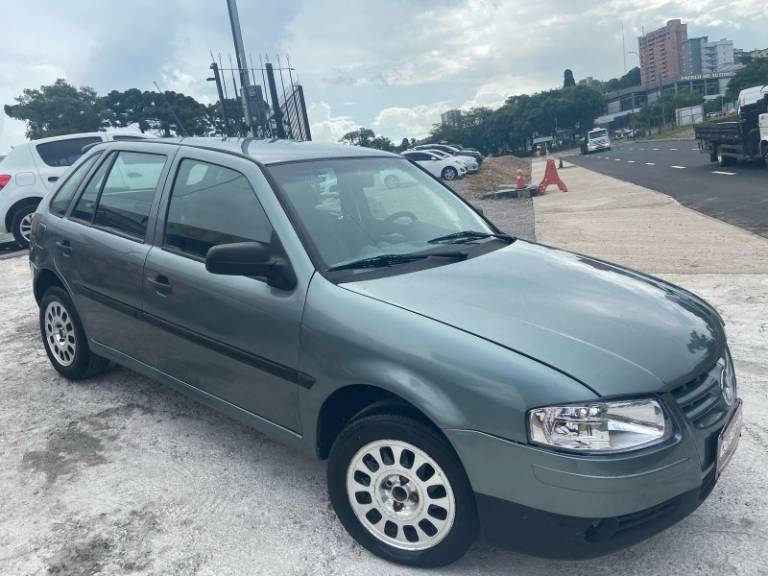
(40, 287), (109, 380)
(328, 413), (478, 567)
(10, 202), (38, 248)
(441, 166), (458, 181)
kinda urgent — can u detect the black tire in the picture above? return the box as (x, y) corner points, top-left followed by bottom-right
(10, 201), (38, 248)
(40, 286), (109, 380)
(328, 413), (478, 567)
(441, 166), (458, 181)
(716, 145), (732, 167)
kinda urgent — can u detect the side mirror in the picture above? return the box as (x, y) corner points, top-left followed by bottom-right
(206, 241), (296, 290)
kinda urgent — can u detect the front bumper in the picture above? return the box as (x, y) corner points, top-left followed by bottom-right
(447, 399), (739, 558)
(474, 470), (715, 559)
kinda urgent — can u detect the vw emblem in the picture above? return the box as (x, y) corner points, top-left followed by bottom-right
(720, 364), (735, 407)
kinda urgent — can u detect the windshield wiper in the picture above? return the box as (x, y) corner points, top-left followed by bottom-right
(427, 230), (515, 244)
(328, 251), (467, 272)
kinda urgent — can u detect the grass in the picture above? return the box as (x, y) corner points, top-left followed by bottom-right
(638, 125), (695, 141)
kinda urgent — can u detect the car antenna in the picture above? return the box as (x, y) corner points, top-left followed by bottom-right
(153, 81), (189, 138)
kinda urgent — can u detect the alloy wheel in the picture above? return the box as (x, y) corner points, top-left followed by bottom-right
(44, 301), (77, 366)
(346, 439), (456, 551)
(18, 211), (34, 243)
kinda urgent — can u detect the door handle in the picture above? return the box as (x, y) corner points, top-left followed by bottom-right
(48, 176), (59, 183)
(147, 274), (172, 295)
(55, 240), (72, 257)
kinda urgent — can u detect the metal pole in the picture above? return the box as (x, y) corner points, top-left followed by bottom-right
(265, 62), (286, 138)
(225, 0), (254, 135)
(209, 62), (231, 137)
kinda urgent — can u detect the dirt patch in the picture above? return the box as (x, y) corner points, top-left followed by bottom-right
(449, 155), (532, 200)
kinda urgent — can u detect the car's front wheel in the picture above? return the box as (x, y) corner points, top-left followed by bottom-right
(10, 201), (38, 248)
(328, 413), (478, 567)
(40, 286), (109, 380)
(441, 166), (458, 181)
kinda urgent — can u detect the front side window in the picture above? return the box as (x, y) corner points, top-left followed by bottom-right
(93, 152), (167, 239)
(36, 137), (102, 167)
(164, 159), (273, 259)
(268, 158), (495, 274)
(49, 152), (102, 216)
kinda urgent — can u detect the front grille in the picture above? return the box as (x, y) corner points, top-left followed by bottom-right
(670, 361), (726, 429)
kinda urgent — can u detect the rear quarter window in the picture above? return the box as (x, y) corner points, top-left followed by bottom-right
(36, 137), (102, 167)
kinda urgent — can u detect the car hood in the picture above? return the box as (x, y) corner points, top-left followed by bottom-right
(341, 241), (725, 396)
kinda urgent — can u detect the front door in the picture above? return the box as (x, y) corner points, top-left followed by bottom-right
(138, 152), (306, 432)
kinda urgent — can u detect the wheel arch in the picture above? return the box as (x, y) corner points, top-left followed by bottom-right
(5, 196), (43, 232)
(33, 267), (68, 305)
(315, 384), (449, 460)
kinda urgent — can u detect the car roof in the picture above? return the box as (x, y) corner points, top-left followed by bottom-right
(92, 137), (400, 166)
(22, 131), (147, 145)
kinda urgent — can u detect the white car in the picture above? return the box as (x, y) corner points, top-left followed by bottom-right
(0, 131), (147, 246)
(401, 150), (466, 181)
(412, 144), (482, 168)
(422, 149), (479, 173)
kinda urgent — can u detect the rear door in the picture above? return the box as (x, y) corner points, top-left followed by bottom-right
(138, 149), (306, 432)
(33, 136), (104, 193)
(55, 143), (175, 358)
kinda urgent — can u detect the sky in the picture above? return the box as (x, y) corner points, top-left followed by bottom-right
(1, 0), (767, 154)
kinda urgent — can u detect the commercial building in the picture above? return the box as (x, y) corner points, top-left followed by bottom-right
(638, 19), (688, 85)
(440, 109), (462, 128)
(682, 37), (736, 76)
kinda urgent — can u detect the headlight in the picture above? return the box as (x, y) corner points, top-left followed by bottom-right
(528, 399), (669, 453)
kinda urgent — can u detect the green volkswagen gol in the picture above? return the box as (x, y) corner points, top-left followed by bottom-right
(28, 138), (742, 567)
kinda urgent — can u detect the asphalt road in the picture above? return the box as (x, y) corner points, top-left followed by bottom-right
(564, 139), (768, 238)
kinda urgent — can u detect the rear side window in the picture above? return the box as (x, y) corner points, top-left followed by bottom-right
(93, 152), (167, 240)
(36, 137), (102, 167)
(49, 152), (102, 216)
(71, 155), (113, 222)
(164, 159), (273, 259)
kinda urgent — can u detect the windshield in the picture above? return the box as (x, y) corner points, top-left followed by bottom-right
(588, 129), (608, 139)
(268, 157), (495, 274)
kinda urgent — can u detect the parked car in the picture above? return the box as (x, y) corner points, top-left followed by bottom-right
(30, 138), (741, 568)
(412, 144), (483, 166)
(0, 131), (147, 247)
(425, 149), (478, 173)
(402, 150), (466, 180)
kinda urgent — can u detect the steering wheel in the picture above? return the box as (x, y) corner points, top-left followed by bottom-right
(383, 210), (418, 227)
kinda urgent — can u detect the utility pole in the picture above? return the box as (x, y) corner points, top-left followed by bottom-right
(225, 0), (254, 135)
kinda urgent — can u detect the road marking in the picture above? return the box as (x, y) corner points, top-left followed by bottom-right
(614, 158), (621, 161)
(712, 170), (736, 176)
(627, 160), (636, 163)
(669, 148), (678, 151)
(691, 147), (699, 151)
(645, 162), (656, 165)
(652, 148), (660, 151)
(671, 165), (686, 169)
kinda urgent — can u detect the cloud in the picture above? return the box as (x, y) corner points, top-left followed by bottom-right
(308, 101), (359, 142)
(372, 102), (451, 140)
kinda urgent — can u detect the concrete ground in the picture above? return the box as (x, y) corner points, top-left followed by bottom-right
(1, 162), (767, 575)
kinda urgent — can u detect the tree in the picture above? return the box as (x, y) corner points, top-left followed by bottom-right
(4, 79), (103, 139)
(397, 137), (411, 152)
(339, 127), (376, 147)
(726, 58), (768, 100)
(563, 69), (576, 88)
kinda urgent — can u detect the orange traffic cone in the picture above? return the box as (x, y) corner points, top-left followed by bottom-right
(538, 158), (568, 195)
(515, 169), (525, 189)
